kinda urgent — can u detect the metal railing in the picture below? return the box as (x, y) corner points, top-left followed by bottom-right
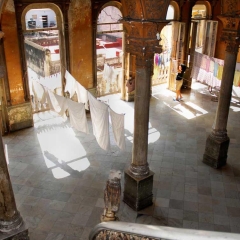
(89, 221), (240, 240)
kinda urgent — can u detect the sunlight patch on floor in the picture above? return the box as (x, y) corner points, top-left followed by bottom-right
(164, 101), (208, 119)
(35, 114), (89, 178)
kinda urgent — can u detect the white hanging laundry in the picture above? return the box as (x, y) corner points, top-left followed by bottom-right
(39, 73), (62, 91)
(64, 70), (76, 98)
(66, 99), (89, 134)
(32, 80), (47, 105)
(46, 90), (68, 116)
(109, 108), (126, 151)
(75, 81), (89, 110)
(88, 92), (110, 151)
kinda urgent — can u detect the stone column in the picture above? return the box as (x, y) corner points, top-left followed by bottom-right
(203, 20), (240, 168)
(122, 21), (163, 211)
(0, 135), (29, 239)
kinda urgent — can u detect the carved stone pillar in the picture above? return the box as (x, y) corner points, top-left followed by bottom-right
(122, 20), (163, 211)
(203, 19), (240, 168)
(0, 135), (29, 239)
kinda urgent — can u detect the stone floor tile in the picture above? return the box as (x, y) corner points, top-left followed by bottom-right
(169, 199), (183, 209)
(183, 210), (199, 222)
(183, 220), (199, 229)
(2, 83), (240, 238)
(155, 197), (169, 208)
(199, 212), (214, 223)
(214, 214), (230, 226)
(168, 209), (183, 220)
(184, 201), (199, 212)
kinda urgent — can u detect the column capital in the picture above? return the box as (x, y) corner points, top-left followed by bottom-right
(218, 17), (240, 53)
(123, 20), (165, 57)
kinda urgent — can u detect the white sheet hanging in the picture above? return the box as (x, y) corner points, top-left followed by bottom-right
(64, 70), (76, 98)
(66, 99), (89, 134)
(109, 108), (126, 151)
(46, 90), (68, 116)
(88, 92), (110, 151)
(39, 73), (62, 91)
(75, 81), (89, 110)
(32, 80), (47, 105)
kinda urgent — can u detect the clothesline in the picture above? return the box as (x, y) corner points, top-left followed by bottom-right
(191, 51), (240, 88)
(31, 70), (126, 151)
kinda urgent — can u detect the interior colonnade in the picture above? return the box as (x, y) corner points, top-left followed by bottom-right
(0, 0), (239, 238)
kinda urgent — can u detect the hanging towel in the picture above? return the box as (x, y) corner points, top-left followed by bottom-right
(66, 99), (89, 134)
(32, 80), (47, 105)
(64, 70), (76, 98)
(88, 92), (110, 151)
(217, 65), (224, 80)
(109, 108), (126, 151)
(46, 90), (67, 116)
(233, 71), (240, 87)
(75, 81), (89, 110)
(40, 73), (62, 91)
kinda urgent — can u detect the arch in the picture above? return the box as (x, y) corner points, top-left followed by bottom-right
(96, 1), (123, 23)
(21, 3), (63, 32)
(194, 1), (212, 19)
(95, 2), (124, 97)
(169, 1), (180, 21)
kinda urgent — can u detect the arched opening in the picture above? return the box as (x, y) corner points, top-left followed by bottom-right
(22, 4), (65, 113)
(152, 5), (174, 86)
(191, 4), (207, 54)
(96, 5), (123, 97)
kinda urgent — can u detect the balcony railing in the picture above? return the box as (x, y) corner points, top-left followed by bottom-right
(90, 221), (240, 240)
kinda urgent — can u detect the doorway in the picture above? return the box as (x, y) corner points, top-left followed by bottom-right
(24, 8), (62, 113)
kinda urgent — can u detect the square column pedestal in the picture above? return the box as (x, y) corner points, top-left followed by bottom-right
(123, 169), (154, 211)
(0, 224), (29, 240)
(203, 134), (230, 169)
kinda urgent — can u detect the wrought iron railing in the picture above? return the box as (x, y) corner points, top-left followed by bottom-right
(89, 221), (240, 240)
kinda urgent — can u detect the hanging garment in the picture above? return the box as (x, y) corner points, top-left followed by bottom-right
(66, 99), (89, 134)
(109, 108), (126, 151)
(88, 92), (110, 151)
(32, 80), (47, 105)
(213, 62), (219, 77)
(40, 73), (62, 91)
(217, 65), (224, 80)
(154, 54), (159, 66)
(233, 71), (240, 87)
(236, 63), (240, 71)
(75, 81), (89, 110)
(46, 90), (68, 116)
(64, 70), (76, 98)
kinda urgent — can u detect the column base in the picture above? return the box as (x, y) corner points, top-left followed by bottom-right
(123, 169), (154, 211)
(0, 223), (29, 240)
(7, 102), (33, 132)
(203, 134), (230, 168)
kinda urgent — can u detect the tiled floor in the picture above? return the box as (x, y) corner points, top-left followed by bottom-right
(3, 82), (240, 240)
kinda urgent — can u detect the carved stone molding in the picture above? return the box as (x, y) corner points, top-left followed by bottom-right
(93, 229), (159, 240)
(121, 0), (171, 21)
(130, 163), (150, 176)
(218, 17), (240, 53)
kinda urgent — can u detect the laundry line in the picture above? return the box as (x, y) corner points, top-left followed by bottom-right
(31, 70), (126, 152)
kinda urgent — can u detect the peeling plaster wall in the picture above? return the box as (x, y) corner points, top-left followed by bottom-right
(1, 0), (24, 104)
(68, 0), (93, 89)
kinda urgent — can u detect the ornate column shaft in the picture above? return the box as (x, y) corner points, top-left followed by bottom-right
(203, 19), (240, 168)
(122, 20), (163, 211)
(0, 135), (29, 239)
